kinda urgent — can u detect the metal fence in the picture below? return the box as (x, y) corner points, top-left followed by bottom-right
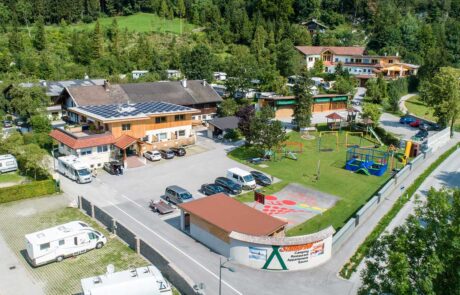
(78, 197), (199, 295)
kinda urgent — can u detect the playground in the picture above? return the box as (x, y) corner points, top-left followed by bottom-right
(229, 128), (398, 235)
(250, 184), (339, 229)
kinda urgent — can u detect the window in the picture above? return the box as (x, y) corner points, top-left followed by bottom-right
(74, 237), (78, 245)
(372, 59), (378, 64)
(356, 58), (362, 63)
(80, 148), (92, 156)
(88, 232), (98, 240)
(175, 114), (185, 121)
(97, 145), (108, 153)
(40, 243), (50, 250)
(122, 123), (131, 131)
(314, 57), (319, 61)
(388, 59), (393, 63)
(155, 117), (167, 123)
(308, 57), (313, 62)
(177, 130), (186, 137)
(158, 133), (167, 140)
(59, 239), (65, 246)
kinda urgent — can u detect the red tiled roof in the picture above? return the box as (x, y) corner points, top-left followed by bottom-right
(114, 134), (138, 149)
(326, 112), (344, 120)
(49, 129), (115, 149)
(178, 194), (287, 236)
(295, 46), (365, 56)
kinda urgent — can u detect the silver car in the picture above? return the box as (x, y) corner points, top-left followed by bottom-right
(164, 185), (194, 204)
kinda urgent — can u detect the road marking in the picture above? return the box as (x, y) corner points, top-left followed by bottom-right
(106, 200), (243, 295)
(120, 194), (144, 208)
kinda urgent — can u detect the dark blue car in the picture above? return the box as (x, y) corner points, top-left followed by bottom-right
(214, 177), (242, 195)
(200, 183), (227, 196)
(399, 116), (416, 124)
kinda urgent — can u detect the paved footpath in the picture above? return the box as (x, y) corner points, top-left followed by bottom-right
(61, 135), (459, 295)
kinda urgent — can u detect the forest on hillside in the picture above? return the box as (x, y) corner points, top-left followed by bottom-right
(0, 0), (458, 90)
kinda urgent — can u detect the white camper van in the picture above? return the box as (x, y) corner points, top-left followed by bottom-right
(57, 155), (92, 183)
(81, 265), (172, 295)
(226, 167), (256, 190)
(25, 221), (107, 267)
(0, 154), (18, 173)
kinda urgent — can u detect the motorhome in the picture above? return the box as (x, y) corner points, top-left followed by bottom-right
(226, 167), (257, 190)
(57, 155), (92, 183)
(0, 154), (18, 173)
(81, 265), (173, 295)
(25, 221), (107, 267)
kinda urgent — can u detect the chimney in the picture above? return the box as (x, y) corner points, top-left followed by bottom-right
(396, 52), (399, 57)
(84, 73), (89, 80)
(202, 79), (207, 87)
(103, 80), (110, 92)
(181, 78), (187, 88)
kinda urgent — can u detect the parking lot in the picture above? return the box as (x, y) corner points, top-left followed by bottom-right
(379, 112), (437, 140)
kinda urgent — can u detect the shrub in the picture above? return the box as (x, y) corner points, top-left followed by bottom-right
(223, 129), (241, 141)
(0, 179), (59, 204)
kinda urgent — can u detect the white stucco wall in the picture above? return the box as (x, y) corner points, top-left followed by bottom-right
(305, 54), (321, 69)
(146, 126), (192, 143)
(58, 144), (111, 169)
(190, 224), (231, 257)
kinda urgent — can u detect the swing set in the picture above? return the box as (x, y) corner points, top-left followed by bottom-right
(317, 131), (339, 152)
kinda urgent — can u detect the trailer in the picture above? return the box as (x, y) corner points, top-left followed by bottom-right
(81, 265), (172, 295)
(149, 200), (174, 214)
(57, 155), (92, 183)
(0, 154), (18, 173)
(25, 221), (107, 267)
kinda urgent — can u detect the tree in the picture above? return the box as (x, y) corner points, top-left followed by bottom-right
(276, 39), (300, 77)
(365, 77), (386, 105)
(91, 20), (104, 59)
(33, 16), (46, 51)
(108, 19), (120, 57)
(312, 59), (324, 75)
(8, 86), (48, 118)
(29, 115), (51, 133)
(420, 67), (460, 136)
(362, 103), (382, 126)
(224, 46), (258, 98)
(236, 105), (256, 144)
(17, 144), (46, 180)
(387, 83), (400, 112)
(293, 72), (313, 129)
(359, 188), (460, 295)
(180, 44), (214, 81)
(8, 16), (24, 53)
(251, 106), (287, 152)
(218, 99), (239, 117)
(333, 76), (355, 94)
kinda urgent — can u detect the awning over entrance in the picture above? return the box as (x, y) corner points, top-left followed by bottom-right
(114, 134), (138, 150)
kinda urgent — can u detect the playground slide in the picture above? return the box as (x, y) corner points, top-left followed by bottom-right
(369, 127), (384, 146)
(355, 167), (371, 175)
(287, 151), (298, 160)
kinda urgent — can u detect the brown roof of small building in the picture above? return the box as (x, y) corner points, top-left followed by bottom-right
(114, 134), (138, 149)
(208, 116), (240, 131)
(49, 129), (115, 149)
(295, 46), (366, 56)
(326, 112), (344, 120)
(179, 194), (287, 236)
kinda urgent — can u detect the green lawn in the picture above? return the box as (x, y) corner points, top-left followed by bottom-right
(0, 204), (148, 295)
(0, 172), (23, 183)
(406, 95), (460, 131)
(229, 130), (394, 236)
(47, 13), (196, 34)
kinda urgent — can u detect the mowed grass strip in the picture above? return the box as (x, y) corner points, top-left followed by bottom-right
(0, 200), (147, 295)
(229, 130), (392, 236)
(0, 172), (23, 183)
(47, 13), (195, 34)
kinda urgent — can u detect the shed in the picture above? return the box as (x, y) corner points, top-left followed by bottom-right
(207, 116), (240, 138)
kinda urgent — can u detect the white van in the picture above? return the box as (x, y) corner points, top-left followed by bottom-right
(25, 221), (107, 267)
(0, 154), (18, 173)
(226, 167), (256, 190)
(81, 265), (173, 295)
(57, 155), (92, 184)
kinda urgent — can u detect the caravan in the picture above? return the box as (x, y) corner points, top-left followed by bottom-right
(226, 167), (257, 190)
(81, 265), (172, 295)
(57, 155), (92, 183)
(25, 221), (107, 267)
(0, 154), (18, 173)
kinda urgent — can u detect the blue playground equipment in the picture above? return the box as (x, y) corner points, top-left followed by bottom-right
(345, 147), (389, 176)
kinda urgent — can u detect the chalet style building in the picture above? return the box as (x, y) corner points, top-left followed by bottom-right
(295, 46), (419, 86)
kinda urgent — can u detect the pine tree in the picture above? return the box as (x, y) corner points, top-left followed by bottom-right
(109, 19), (120, 57)
(91, 20), (104, 59)
(33, 16), (47, 51)
(8, 16), (24, 53)
(293, 70), (313, 129)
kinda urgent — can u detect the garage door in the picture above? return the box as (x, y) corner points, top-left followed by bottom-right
(275, 107), (294, 119)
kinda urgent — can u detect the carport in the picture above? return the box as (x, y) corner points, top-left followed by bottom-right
(114, 134), (139, 160)
(207, 116), (240, 138)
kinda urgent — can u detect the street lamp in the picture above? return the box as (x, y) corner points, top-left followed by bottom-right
(219, 257), (235, 295)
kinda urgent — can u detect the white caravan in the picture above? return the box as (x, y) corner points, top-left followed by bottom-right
(0, 154), (18, 173)
(227, 167), (257, 190)
(25, 221), (107, 267)
(81, 265), (173, 295)
(57, 155), (92, 183)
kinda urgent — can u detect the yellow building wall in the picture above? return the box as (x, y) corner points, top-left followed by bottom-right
(108, 114), (193, 139)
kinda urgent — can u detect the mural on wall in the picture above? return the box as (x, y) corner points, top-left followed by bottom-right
(258, 241), (325, 270)
(249, 246), (267, 261)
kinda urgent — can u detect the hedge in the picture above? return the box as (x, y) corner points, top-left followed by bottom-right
(0, 179), (59, 204)
(340, 142), (460, 279)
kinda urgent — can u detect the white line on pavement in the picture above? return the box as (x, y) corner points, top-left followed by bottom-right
(106, 200), (243, 295)
(120, 194), (144, 208)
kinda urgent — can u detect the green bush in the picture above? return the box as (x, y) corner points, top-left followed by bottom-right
(223, 129), (242, 141)
(374, 126), (400, 147)
(0, 179), (59, 204)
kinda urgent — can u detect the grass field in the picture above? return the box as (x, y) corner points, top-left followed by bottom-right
(0, 197), (148, 295)
(47, 13), (196, 34)
(229, 130), (395, 236)
(0, 172), (23, 184)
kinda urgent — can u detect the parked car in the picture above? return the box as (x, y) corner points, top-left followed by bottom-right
(164, 185), (194, 204)
(103, 161), (123, 175)
(413, 129), (429, 141)
(144, 150), (162, 161)
(170, 147), (186, 157)
(159, 149), (175, 159)
(214, 177), (242, 195)
(419, 123), (429, 130)
(201, 183), (227, 196)
(409, 119), (421, 127)
(250, 171), (272, 186)
(430, 123), (441, 130)
(226, 168), (256, 190)
(2, 120), (13, 128)
(399, 116), (416, 124)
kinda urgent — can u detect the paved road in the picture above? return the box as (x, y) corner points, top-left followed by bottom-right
(59, 132), (459, 295)
(398, 93), (417, 114)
